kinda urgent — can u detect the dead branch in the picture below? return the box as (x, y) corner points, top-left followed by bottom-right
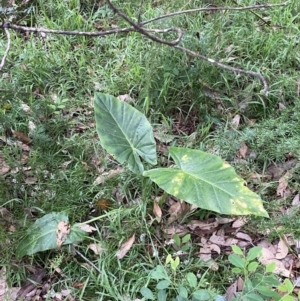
(2, 22), (182, 42)
(0, 27), (11, 71)
(174, 45), (268, 94)
(0, 0), (288, 92)
(3, 22), (134, 36)
(107, 1), (183, 46)
(141, 2), (288, 26)
(107, 0), (270, 94)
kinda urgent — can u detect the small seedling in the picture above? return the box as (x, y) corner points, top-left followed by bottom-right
(229, 245), (296, 301)
(140, 263), (217, 301)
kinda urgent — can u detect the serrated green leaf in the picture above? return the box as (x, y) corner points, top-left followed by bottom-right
(246, 246), (262, 261)
(140, 287), (154, 300)
(232, 245), (244, 255)
(16, 212), (86, 257)
(143, 147), (268, 216)
(186, 272), (197, 288)
(156, 280), (171, 290)
(228, 254), (246, 268)
(94, 93), (157, 174)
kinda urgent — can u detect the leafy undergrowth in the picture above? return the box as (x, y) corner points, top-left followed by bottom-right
(1, 0), (300, 300)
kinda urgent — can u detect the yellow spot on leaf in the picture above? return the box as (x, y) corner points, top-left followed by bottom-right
(181, 155), (189, 162)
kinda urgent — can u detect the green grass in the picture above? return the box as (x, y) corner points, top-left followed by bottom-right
(1, 0), (300, 299)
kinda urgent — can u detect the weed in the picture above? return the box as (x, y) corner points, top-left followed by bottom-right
(228, 245), (296, 301)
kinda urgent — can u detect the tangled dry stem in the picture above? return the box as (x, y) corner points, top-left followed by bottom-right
(0, 0), (289, 93)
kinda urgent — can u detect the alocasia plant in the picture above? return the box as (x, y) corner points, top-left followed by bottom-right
(94, 93), (269, 218)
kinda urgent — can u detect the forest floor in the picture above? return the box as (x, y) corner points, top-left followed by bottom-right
(1, 0), (300, 300)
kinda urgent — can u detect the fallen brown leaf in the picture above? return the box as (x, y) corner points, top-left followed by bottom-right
(8, 225), (16, 232)
(93, 167), (123, 185)
(116, 234), (135, 259)
(232, 218), (247, 228)
(225, 280), (237, 301)
(235, 232), (252, 243)
(275, 238), (289, 260)
(153, 200), (162, 223)
(16, 268), (45, 299)
(199, 247), (212, 261)
(11, 130), (31, 144)
(73, 282), (85, 289)
(28, 121), (36, 135)
(258, 248), (290, 277)
(117, 94), (133, 103)
(56, 221), (70, 248)
(231, 114), (240, 129)
(238, 142), (248, 159)
(258, 239), (277, 255)
(75, 224), (97, 233)
(224, 238), (239, 247)
(277, 172), (291, 197)
(215, 217), (235, 224)
(209, 233), (225, 246)
(167, 201), (190, 223)
(0, 162), (10, 176)
(188, 220), (219, 231)
(0, 267), (20, 301)
(20, 102), (32, 113)
(237, 277), (244, 291)
(164, 225), (190, 238)
(88, 243), (104, 255)
(25, 176), (37, 184)
(292, 194), (300, 207)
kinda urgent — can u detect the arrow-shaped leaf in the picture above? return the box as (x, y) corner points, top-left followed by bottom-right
(16, 212), (86, 257)
(94, 93), (157, 174)
(144, 147), (268, 217)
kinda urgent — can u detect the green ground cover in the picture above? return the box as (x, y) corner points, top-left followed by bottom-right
(1, 0), (300, 300)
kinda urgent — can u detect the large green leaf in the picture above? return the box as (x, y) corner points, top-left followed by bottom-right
(143, 147), (268, 217)
(94, 93), (157, 174)
(16, 212), (86, 257)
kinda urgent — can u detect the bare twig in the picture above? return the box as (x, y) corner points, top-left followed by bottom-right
(108, 0), (269, 94)
(72, 245), (101, 273)
(141, 2), (288, 26)
(2, 22), (182, 41)
(107, 0), (183, 46)
(0, 0), (283, 92)
(4, 22), (134, 36)
(174, 45), (268, 94)
(0, 27), (11, 71)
